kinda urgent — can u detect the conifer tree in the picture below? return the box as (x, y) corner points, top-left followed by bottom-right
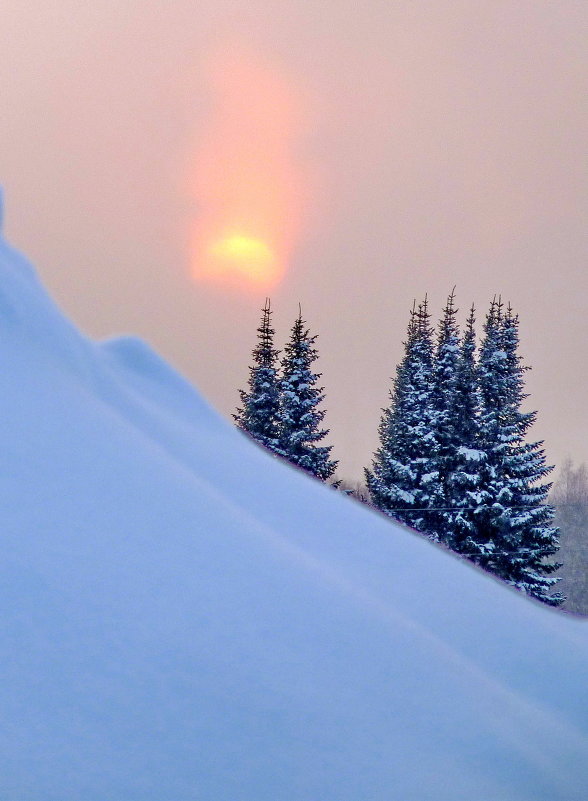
(233, 298), (281, 453)
(444, 304), (487, 553)
(366, 298), (443, 535)
(474, 300), (563, 605)
(365, 303), (419, 525)
(431, 290), (461, 543)
(275, 309), (338, 481)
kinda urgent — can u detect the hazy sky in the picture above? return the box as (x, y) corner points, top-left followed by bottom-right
(1, 1), (586, 480)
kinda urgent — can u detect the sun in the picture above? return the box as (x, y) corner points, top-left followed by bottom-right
(207, 233), (276, 282)
(188, 46), (310, 289)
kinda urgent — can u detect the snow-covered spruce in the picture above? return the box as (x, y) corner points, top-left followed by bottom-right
(275, 310), (338, 481)
(366, 292), (562, 606)
(366, 298), (442, 535)
(443, 304), (488, 553)
(473, 300), (563, 605)
(234, 298), (281, 454)
(430, 289), (462, 544)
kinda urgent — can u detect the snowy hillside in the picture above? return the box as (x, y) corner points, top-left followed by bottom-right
(1, 207), (587, 800)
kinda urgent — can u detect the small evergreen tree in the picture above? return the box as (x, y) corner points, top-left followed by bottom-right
(275, 309), (338, 481)
(366, 298), (443, 535)
(474, 300), (563, 605)
(233, 298), (281, 453)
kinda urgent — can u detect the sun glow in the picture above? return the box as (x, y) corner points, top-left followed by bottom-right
(208, 234), (276, 281)
(188, 47), (309, 289)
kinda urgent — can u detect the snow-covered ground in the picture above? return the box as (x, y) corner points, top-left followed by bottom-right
(1, 205), (587, 800)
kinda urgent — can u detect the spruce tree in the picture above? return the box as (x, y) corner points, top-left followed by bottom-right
(275, 309), (338, 481)
(233, 298), (281, 453)
(474, 300), (563, 605)
(445, 304), (487, 553)
(431, 290), (461, 544)
(366, 298), (443, 536)
(365, 303), (419, 525)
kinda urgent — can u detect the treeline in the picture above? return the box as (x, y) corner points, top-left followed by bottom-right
(235, 293), (563, 607)
(550, 459), (588, 615)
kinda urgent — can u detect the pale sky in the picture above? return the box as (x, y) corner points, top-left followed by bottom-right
(1, 1), (586, 481)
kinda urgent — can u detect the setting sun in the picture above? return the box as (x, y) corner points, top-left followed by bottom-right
(188, 46), (310, 289)
(208, 234), (276, 281)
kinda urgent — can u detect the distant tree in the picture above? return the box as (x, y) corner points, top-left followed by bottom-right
(275, 309), (338, 481)
(335, 478), (371, 504)
(474, 300), (563, 605)
(366, 298), (443, 535)
(550, 458), (588, 614)
(234, 298), (281, 453)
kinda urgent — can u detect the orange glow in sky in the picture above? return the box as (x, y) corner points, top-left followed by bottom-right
(189, 47), (308, 289)
(207, 234), (275, 282)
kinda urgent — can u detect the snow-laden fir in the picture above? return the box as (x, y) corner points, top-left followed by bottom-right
(233, 297), (282, 453)
(367, 294), (562, 605)
(273, 309), (337, 480)
(0, 196), (587, 800)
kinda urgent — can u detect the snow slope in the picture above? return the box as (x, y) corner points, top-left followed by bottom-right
(0, 208), (587, 800)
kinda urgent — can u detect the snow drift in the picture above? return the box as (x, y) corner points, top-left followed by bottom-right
(0, 201), (587, 800)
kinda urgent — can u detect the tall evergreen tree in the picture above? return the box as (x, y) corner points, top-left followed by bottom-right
(275, 309), (338, 481)
(233, 298), (281, 453)
(431, 290), (461, 543)
(474, 300), (563, 605)
(366, 298), (443, 535)
(445, 304), (487, 553)
(365, 303), (419, 525)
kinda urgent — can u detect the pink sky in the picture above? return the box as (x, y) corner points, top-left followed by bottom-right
(1, 0), (587, 480)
